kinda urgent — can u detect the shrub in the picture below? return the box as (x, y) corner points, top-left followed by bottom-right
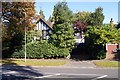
(12, 40), (69, 59)
(85, 25), (120, 59)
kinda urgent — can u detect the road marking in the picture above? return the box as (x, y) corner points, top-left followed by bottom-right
(45, 73), (108, 79)
(33, 73), (61, 78)
(4, 71), (18, 74)
(45, 73), (102, 76)
(92, 75), (107, 80)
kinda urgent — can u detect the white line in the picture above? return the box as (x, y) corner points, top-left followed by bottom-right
(4, 71), (19, 74)
(33, 73), (61, 78)
(92, 75), (107, 80)
(45, 73), (102, 76)
(97, 75), (107, 79)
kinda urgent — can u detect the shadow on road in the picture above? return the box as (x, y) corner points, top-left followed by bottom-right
(2, 60), (44, 80)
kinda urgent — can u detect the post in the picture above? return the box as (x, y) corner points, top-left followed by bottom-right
(25, 23), (26, 62)
(23, 9), (26, 62)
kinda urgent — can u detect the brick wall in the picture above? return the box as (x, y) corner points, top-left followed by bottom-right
(106, 44), (119, 60)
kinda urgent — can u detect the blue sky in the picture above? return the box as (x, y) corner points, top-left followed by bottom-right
(35, 2), (118, 24)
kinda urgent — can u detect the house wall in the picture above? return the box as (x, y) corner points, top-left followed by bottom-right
(74, 32), (85, 44)
(36, 19), (51, 39)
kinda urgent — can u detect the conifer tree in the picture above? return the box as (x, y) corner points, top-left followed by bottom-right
(87, 7), (104, 26)
(49, 2), (75, 51)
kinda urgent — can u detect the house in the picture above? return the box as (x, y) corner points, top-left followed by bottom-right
(35, 17), (52, 39)
(116, 22), (120, 29)
(36, 17), (85, 44)
(74, 27), (85, 44)
(73, 20), (86, 44)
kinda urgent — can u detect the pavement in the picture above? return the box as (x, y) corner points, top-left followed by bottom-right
(63, 60), (96, 68)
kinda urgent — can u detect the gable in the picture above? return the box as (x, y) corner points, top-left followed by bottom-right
(36, 18), (52, 29)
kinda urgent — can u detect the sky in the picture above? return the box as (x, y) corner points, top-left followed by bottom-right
(35, 1), (119, 24)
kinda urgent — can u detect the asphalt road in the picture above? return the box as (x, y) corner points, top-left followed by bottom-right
(1, 65), (120, 80)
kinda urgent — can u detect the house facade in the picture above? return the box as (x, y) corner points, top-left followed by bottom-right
(73, 20), (86, 45)
(73, 27), (85, 44)
(36, 17), (52, 39)
(36, 17), (84, 45)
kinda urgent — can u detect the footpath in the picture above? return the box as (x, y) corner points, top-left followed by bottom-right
(62, 60), (96, 68)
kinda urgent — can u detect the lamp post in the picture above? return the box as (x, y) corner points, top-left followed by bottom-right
(25, 13), (26, 62)
(22, 8), (27, 62)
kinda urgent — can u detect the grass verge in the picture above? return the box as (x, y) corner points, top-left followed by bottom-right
(0, 59), (67, 66)
(94, 60), (120, 68)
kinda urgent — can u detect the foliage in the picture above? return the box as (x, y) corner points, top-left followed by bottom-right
(96, 49), (106, 60)
(2, 2), (36, 58)
(86, 25), (120, 45)
(26, 30), (42, 43)
(2, 31), (24, 58)
(73, 20), (87, 31)
(85, 25), (120, 59)
(52, 2), (73, 24)
(87, 7), (104, 26)
(72, 11), (91, 23)
(12, 41), (69, 59)
(72, 7), (104, 26)
(49, 2), (75, 51)
(2, 2), (36, 33)
(2, 23), (9, 43)
(39, 9), (45, 20)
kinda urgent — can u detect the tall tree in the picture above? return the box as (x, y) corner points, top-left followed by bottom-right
(87, 7), (104, 26)
(49, 2), (75, 51)
(2, 2), (36, 57)
(2, 2), (36, 36)
(72, 11), (91, 23)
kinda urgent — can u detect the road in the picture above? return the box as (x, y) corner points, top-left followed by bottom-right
(1, 65), (120, 80)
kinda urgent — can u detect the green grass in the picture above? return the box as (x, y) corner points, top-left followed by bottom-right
(0, 59), (67, 66)
(94, 61), (120, 68)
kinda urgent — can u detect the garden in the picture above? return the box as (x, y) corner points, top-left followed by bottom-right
(2, 1), (120, 62)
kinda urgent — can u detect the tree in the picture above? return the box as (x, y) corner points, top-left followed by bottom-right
(49, 2), (75, 51)
(73, 20), (87, 32)
(2, 2), (36, 41)
(85, 25), (120, 59)
(87, 7), (104, 26)
(72, 11), (91, 23)
(39, 9), (45, 20)
(2, 2), (36, 58)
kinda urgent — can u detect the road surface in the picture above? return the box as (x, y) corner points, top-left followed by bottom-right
(1, 65), (120, 80)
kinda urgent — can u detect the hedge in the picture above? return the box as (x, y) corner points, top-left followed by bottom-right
(12, 40), (69, 59)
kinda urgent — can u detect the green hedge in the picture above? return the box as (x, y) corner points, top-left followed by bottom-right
(12, 41), (69, 59)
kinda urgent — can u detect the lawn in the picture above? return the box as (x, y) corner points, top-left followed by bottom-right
(94, 60), (120, 68)
(0, 59), (67, 66)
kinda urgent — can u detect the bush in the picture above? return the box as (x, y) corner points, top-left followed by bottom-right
(85, 25), (120, 60)
(96, 50), (106, 59)
(12, 40), (69, 59)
